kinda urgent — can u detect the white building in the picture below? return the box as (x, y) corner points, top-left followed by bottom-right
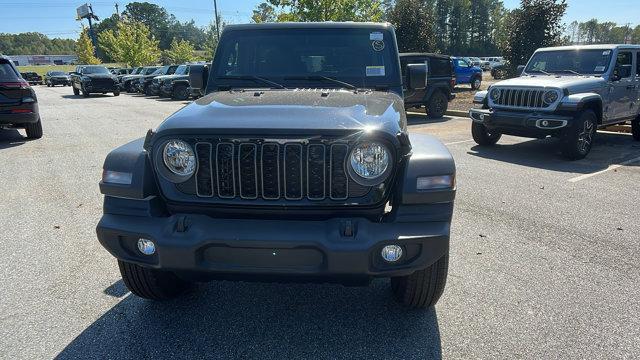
(6, 55), (78, 66)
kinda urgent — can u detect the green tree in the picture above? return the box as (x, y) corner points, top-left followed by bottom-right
(122, 2), (172, 49)
(500, 0), (567, 70)
(252, 2), (277, 23)
(164, 38), (196, 64)
(98, 20), (160, 66)
(254, 0), (384, 22)
(0, 32), (76, 55)
(76, 28), (101, 64)
(388, 0), (438, 52)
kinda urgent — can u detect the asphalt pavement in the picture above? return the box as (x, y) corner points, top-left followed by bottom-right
(1, 86), (639, 359)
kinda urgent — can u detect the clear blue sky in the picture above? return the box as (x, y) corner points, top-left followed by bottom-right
(0, 0), (638, 39)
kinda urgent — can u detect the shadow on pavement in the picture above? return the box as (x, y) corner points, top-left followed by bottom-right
(0, 129), (27, 149)
(57, 279), (442, 360)
(467, 132), (640, 173)
(61, 94), (114, 99)
(406, 112), (455, 125)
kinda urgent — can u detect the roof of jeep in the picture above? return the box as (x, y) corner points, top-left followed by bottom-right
(223, 22), (392, 32)
(536, 44), (640, 52)
(400, 52), (451, 60)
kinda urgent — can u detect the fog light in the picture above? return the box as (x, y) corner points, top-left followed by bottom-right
(542, 120), (549, 127)
(137, 238), (156, 255)
(381, 245), (403, 262)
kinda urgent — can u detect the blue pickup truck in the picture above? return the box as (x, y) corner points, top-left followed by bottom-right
(452, 57), (483, 90)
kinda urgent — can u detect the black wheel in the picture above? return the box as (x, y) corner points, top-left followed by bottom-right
(471, 77), (482, 90)
(391, 252), (449, 308)
(118, 260), (192, 300)
(561, 109), (597, 160)
(73, 86), (79, 96)
(81, 85), (90, 97)
(426, 91), (448, 119)
(144, 85), (153, 96)
(47, 82), (51, 87)
(471, 121), (502, 145)
(632, 116), (640, 141)
(172, 84), (189, 100)
(113, 90), (120, 96)
(25, 117), (43, 139)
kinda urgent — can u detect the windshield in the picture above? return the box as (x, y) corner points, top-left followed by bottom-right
(175, 65), (189, 75)
(83, 66), (109, 74)
(525, 49), (613, 75)
(212, 28), (399, 90)
(51, 71), (66, 76)
(144, 67), (158, 75)
(151, 66), (167, 75)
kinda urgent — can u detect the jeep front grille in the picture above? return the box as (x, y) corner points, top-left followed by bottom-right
(190, 140), (360, 201)
(492, 87), (549, 109)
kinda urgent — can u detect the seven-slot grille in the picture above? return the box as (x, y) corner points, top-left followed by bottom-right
(492, 87), (550, 109)
(192, 141), (352, 201)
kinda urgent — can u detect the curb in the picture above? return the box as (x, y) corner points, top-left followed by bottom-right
(445, 110), (469, 117)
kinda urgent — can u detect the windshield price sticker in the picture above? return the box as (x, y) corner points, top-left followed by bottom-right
(594, 65), (606, 72)
(369, 32), (383, 41)
(366, 66), (386, 77)
(602, 50), (611, 56)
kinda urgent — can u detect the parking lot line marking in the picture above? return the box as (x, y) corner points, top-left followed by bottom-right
(445, 139), (475, 146)
(568, 156), (640, 183)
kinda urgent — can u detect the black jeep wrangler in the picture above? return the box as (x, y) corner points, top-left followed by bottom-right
(400, 53), (456, 118)
(97, 23), (456, 308)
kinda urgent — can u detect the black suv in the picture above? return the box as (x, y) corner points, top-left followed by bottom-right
(137, 65), (178, 96)
(97, 23), (456, 309)
(44, 71), (71, 87)
(121, 66), (158, 93)
(0, 56), (42, 139)
(70, 65), (120, 97)
(156, 64), (193, 100)
(400, 53), (456, 118)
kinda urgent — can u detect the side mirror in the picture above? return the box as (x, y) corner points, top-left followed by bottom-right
(189, 64), (209, 90)
(406, 63), (428, 90)
(611, 68), (621, 82)
(516, 65), (525, 76)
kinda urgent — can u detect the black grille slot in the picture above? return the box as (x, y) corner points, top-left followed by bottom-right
(195, 143), (213, 197)
(307, 144), (326, 200)
(216, 143), (235, 198)
(284, 144), (303, 199)
(495, 88), (551, 109)
(261, 143), (280, 199)
(330, 144), (349, 200)
(238, 144), (258, 199)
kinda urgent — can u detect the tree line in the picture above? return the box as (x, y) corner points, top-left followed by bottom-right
(567, 19), (640, 45)
(0, 33), (76, 55)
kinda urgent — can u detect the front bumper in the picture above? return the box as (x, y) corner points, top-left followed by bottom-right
(469, 108), (573, 138)
(84, 82), (118, 93)
(96, 211), (450, 278)
(50, 78), (70, 85)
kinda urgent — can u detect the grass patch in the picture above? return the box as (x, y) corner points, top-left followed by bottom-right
(16, 63), (123, 76)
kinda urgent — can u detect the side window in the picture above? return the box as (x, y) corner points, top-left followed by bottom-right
(615, 51), (632, 78)
(636, 51), (640, 77)
(457, 59), (469, 68)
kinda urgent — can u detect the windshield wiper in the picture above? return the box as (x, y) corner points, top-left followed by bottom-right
(556, 69), (584, 76)
(284, 75), (357, 90)
(529, 69), (552, 75)
(217, 75), (285, 89)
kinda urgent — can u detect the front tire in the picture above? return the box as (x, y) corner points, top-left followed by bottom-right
(73, 86), (79, 96)
(118, 260), (192, 300)
(426, 91), (448, 119)
(391, 252), (449, 308)
(561, 109), (597, 160)
(471, 77), (482, 90)
(81, 85), (90, 97)
(113, 90), (120, 96)
(173, 84), (189, 100)
(632, 116), (640, 141)
(25, 117), (43, 139)
(471, 121), (502, 145)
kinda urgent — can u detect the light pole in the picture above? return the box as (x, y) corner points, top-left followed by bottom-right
(213, 0), (220, 39)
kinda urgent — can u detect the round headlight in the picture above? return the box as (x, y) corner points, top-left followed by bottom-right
(543, 90), (559, 104)
(349, 142), (391, 184)
(490, 88), (501, 102)
(163, 140), (195, 177)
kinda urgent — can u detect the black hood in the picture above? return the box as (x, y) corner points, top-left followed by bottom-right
(154, 89), (407, 139)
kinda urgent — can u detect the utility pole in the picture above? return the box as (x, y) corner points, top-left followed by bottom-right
(213, 0), (220, 39)
(114, 2), (119, 17)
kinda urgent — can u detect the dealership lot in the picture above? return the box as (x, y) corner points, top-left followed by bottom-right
(1, 86), (639, 359)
